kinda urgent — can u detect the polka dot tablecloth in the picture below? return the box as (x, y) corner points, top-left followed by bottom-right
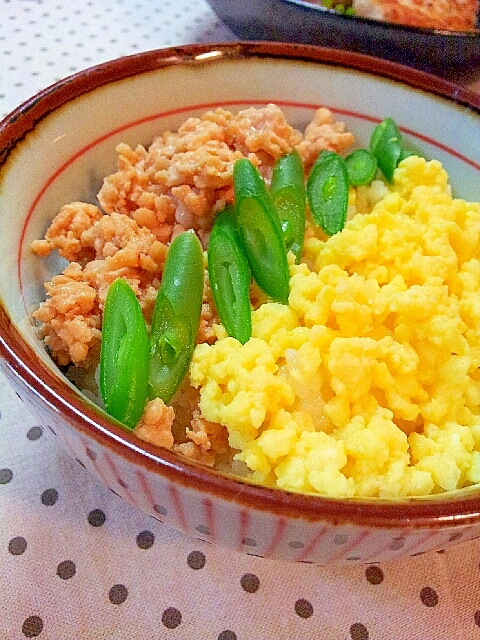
(1, 1), (480, 638)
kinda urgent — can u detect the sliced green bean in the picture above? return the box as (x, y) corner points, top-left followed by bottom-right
(233, 157), (290, 305)
(148, 230), (204, 404)
(311, 149), (337, 170)
(208, 206), (252, 344)
(307, 150), (349, 237)
(271, 150), (306, 263)
(100, 278), (149, 429)
(370, 117), (404, 182)
(344, 148), (378, 186)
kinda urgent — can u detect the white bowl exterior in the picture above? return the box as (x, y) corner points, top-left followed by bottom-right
(1, 51), (480, 563)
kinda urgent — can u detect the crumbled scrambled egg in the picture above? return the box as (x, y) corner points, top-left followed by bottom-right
(190, 156), (480, 498)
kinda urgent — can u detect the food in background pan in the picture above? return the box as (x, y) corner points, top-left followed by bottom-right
(354, 0), (479, 30)
(311, 0), (479, 30)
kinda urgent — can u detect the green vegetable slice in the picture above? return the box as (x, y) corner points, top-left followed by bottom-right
(311, 149), (337, 168)
(100, 278), (149, 429)
(271, 150), (306, 263)
(233, 157), (290, 305)
(370, 117), (404, 182)
(344, 148), (378, 186)
(307, 150), (349, 237)
(208, 206), (252, 344)
(148, 230), (204, 404)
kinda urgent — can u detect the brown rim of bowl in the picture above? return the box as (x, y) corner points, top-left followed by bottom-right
(1, 41), (480, 529)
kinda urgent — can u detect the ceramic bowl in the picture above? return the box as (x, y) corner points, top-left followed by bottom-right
(207, 0), (480, 80)
(1, 42), (480, 565)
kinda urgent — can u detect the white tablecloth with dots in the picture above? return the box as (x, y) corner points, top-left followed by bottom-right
(1, 2), (480, 639)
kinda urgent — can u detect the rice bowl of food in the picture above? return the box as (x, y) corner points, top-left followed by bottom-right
(1, 42), (480, 564)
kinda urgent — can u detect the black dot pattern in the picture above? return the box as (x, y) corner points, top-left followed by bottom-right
(57, 560), (76, 580)
(187, 550), (206, 570)
(350, 622), (369, 640)
(295, 598), (314, 618)
(22, 616), (43, 638)
(87, 509), (106, 527)
(109, 584), (128, 605)
(240, 573), (260, 593)
(162, 607), (182, 629)
(420, 586), (439, 607)
(365, 565), (384, 585)
(136, 530), (155, 549)
(8, 536), (27, 556)
(41, 488), (58, 506)
(0, 468), (13, 484)
(26, 426), (43, 441)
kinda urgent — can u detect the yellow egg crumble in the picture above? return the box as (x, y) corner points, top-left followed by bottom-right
(190, 156), (480, 498)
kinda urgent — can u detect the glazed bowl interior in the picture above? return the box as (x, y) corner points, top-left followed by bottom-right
(1, 43), (480, 530)
(6, 48), (480, 336)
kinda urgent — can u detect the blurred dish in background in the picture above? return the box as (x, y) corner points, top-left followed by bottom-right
(310, 0), (479, 31)
(207, 0), (480, 79)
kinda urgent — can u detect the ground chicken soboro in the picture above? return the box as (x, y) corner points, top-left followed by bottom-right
(31, 104), (353, 467)
(32, 105), (480, 499)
